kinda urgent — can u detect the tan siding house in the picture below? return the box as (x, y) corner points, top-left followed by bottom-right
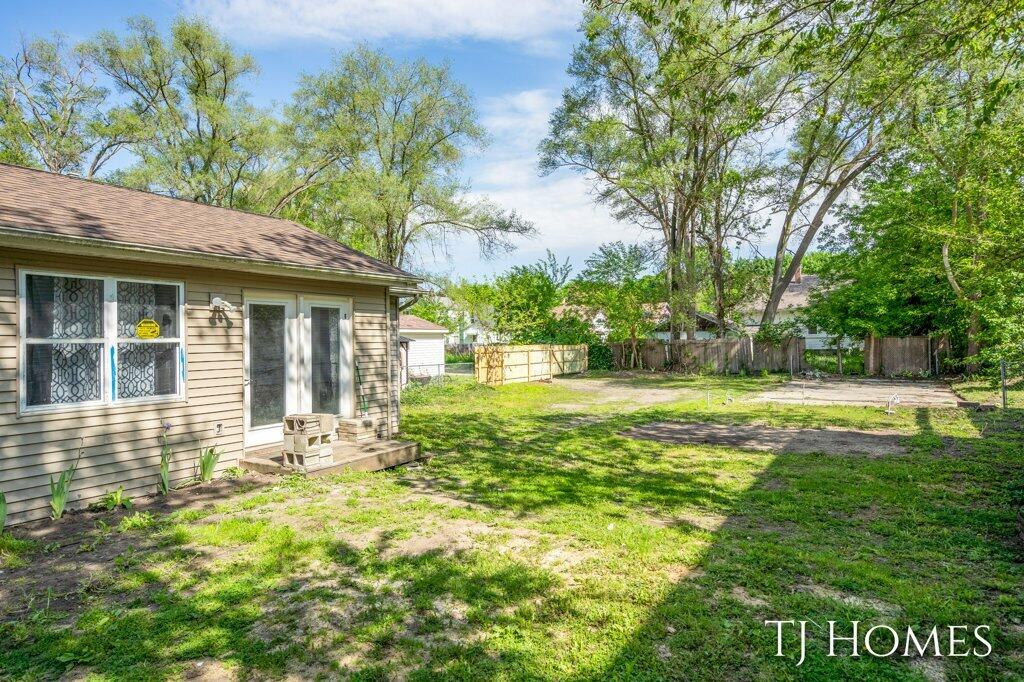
(0, 164), (421, 525)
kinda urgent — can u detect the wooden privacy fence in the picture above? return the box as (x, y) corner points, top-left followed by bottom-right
(863, 335), (948, 376)
(610, 338), (806, 374)
(474, 344), (588, 386)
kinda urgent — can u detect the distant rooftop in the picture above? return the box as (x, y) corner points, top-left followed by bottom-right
(399, 314), (448, 332)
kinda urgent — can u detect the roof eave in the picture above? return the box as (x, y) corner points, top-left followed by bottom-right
(0, 225), (423, 287)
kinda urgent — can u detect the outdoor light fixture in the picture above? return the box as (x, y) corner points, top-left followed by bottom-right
(210, 296), (237, 312)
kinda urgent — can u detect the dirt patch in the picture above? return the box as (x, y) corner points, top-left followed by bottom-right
(551, 375), (697, 411)
(726, 586), (768, 608)
(663, 511), (728, 532)
(182, 658), (235, 681)
(380, 519), (491, 559)
(666, 565), (705, 582)
(0, 474), (278, 620)
(624, 421), (907, 457)
(793, 583), (901, 617)
(908, 657), (946, 682)
(754, 377), (960, 407)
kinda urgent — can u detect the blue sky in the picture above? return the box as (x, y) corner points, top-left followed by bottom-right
(5, 0), (648, 281)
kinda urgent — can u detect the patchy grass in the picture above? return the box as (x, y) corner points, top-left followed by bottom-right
(953, 375), (1024, 409)
(0, 532), (35, 570)
(0, 373), (1021, 680)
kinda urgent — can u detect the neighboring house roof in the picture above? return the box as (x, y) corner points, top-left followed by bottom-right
(775, 274), (821, 311)
(399, 314), (448, 332)
(647, 303), (745, 334)
(0, 163), (418, 283)
(555, 301), (743, 335)
(740, 274), (823, 324)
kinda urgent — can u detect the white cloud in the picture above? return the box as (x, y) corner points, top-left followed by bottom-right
(412, 88), (647, 278)
(184, 0), (581, 49)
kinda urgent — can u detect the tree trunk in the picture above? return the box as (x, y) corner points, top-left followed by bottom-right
(966, 309), (980, 374)
(713, 252), (727, 338)
(760, 153), (879, 325)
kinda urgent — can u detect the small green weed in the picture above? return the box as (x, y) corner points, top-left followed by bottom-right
(158, 421), (173, 495)
(49, 442), (83, 520)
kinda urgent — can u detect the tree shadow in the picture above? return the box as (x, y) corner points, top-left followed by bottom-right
(575, 404), (1024, 679)
(0, 516), (561, 679)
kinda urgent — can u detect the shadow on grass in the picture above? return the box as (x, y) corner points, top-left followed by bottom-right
(399, 399), (1023, 678)
(0, 516), (560, 679)
(578, 405), (1024, 680)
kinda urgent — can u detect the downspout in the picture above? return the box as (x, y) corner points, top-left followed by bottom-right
(387, 291), (420, 438)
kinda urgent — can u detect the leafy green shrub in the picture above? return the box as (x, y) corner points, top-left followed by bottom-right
(754, 321), (800, 347)
(697, 361), (719, 376)
(588, 343), (614, 370)
(198, 446), (221, 482)
(401, 375), (492, 406)
(445, 351), (473, 364)
(0, 490), (6, 533)
(804, 349), (865, 375)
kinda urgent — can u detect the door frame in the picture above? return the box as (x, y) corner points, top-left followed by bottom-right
(243, 294), (299, 448)
(299, 295), (355, 419)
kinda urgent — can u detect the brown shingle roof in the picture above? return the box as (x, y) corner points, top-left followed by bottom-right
(399, 314), (448, 332)
(0, 163), (416, 281)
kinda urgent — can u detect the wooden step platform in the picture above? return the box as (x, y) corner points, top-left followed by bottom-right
(240, 439), (423, 476)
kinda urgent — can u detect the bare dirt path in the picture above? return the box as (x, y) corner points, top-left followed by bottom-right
(752, 377), (960, 407)
(550, 374), (701, 412)
(624, 421), (908, 457)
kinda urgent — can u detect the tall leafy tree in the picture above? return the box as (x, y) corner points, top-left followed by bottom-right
(806, 87), (1024, 368)
(543, 2), (791, 339)
(0, 34), (133, 176)
(742, 0), (1024, 325)
(84, 17), (273, 206)
(697, 140), (773, 335)
(282, 47), (533, 268)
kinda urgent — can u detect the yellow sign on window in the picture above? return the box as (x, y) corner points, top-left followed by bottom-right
(135, 318), (161, 339)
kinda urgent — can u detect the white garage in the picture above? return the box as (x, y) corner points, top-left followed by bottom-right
(399, 314), (448, 385)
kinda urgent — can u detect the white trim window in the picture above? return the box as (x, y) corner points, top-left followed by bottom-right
(19, 271), (186, 412)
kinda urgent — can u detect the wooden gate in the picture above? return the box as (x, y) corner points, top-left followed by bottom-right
(864, 336), (937, 376)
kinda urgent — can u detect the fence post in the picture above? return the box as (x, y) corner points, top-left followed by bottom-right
(1001, 358), (1008, 409)
(789, 342), (794, 379)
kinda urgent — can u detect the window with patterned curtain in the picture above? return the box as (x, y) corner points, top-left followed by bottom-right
(24, 274), (104, 407)
(21, 272), (185, 411)
(115, 281), (180, 399)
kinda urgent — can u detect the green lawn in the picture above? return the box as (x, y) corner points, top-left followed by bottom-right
(1, 373), (1022, 680)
